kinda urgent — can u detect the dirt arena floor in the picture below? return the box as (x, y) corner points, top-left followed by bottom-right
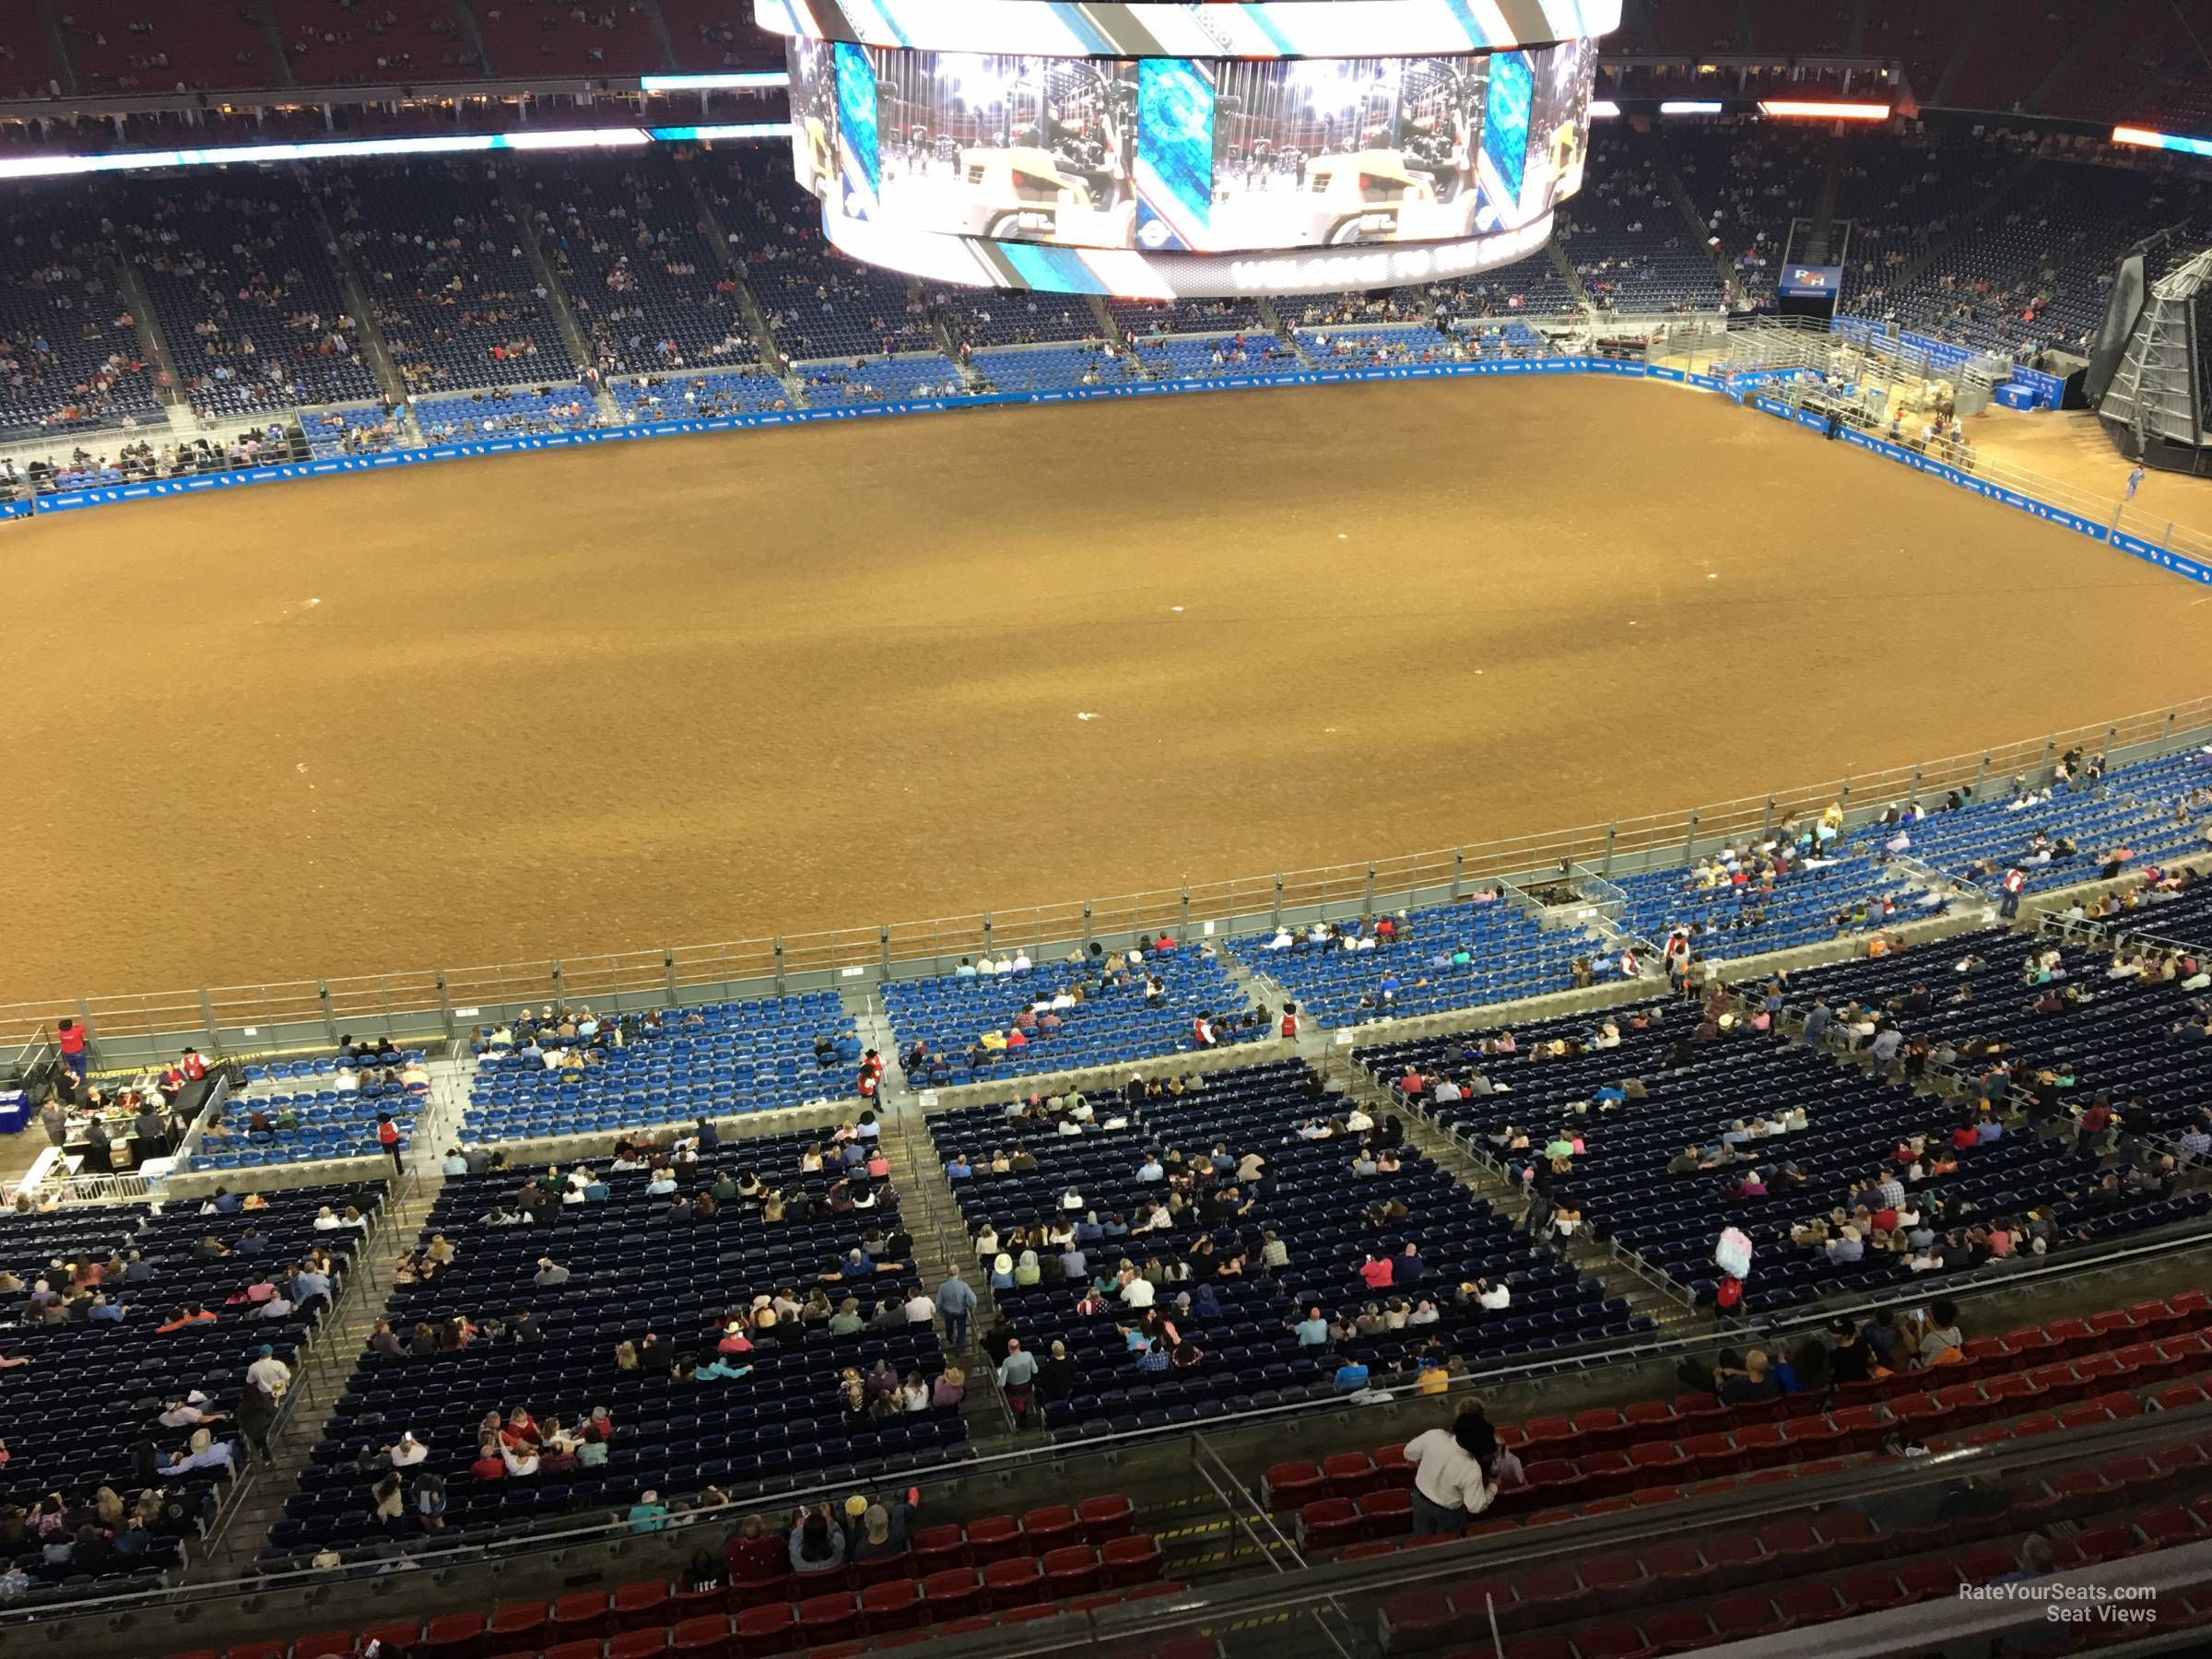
(1971, 405), (2212, 546)
(6, 374), (2212, 1003)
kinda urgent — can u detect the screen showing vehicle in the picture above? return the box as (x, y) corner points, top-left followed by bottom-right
(813, 42), (1591, 253)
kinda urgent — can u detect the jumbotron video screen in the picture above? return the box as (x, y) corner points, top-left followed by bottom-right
(762, 0), (1610, 296)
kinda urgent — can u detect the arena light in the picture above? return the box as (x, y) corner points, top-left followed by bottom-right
(1658, 100), (1724, 115)
(640, 71), (789, 90)
(1759, 100), (1891, 121)
(2112, 124), (2212, 158)
(0, 124), (794, 181)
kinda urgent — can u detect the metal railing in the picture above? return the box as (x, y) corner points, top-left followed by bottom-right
(6, 696), (2211, 1072)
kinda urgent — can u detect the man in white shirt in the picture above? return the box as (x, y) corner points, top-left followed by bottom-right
(159, 1395), (223, 1430)
(1404, 1416), (1496, 1535)
(1136, 1154), (1164, 1182)
(1120, 1274), (1156, 1310)
(1475, 1279), (1511, 1311)
(1010, 952), (1032, 972)
(388, 1432), (429, 1467)
(1344, 1106), (1373, 1133)
(245, 1346), (291, 1397)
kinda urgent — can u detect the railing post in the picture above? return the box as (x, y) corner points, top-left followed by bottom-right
(1269, 877), (1284, 929)
(549, 960), (565, 1010)
(981, 912), (994, 959)
(1082, 901), (1095, 953)
(1908, 766), (1923, 810)
(436, 970), (456, 1040)
(1683, 809), (1700, 858)
(662, 950), (677, 1004)
(1759, 795), (1775, 839)
(1975, 750), (1991, 797)
(2165, 709), (2177, 744)
(316, 981), (338, 1045)
(772, 937), (787, 994)
(2104, 722), (2117, 756)
(1179, 886), (1191, 942)
(877, 926), (892, 977)
(197, 990), (222, 1060)
(1362, 862), (1377, 915)
(1451, 848), (1465, 900)
(1838, 776), (1852, 812)
(75, 998), (98, 1076)
(1601, 823), (1617, 877)
(2039, 736), (2054, 776)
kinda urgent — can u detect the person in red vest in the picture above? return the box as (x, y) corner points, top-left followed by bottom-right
(179, 1049), (208, 1083)
(376, 1112), (403, 1172)
(1280, 1003), (1300, 1041)
(54, 1018), (88, 1081)
(1998, 865), (2028, 919)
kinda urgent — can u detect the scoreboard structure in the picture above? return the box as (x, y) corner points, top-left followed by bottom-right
(754, 0), (1618, 296)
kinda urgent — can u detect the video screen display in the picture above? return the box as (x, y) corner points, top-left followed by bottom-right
(797, 41), (1594, 253)
(874, 53), (1139, 248)
(1524, 35), (1593, 214)
(1206, 57), (1496, 249)
(788, 36), (836, 199)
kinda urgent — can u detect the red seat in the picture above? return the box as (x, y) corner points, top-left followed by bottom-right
(1629, 1484), (1681, 1509)
(2131, 1298), (2189, 1337)
(1838, 1569), (1910, 1612)
(487, 1604), (549, 1646)
(1776, 1416), (1843, 1460)
(1020, 1505), (1080, 1553)
(908, 1523), (966, 1569)
(1709, 1594), (1791, 1639)
(860, 1578), (921, 1632)
(423, 1615), (488, 1659)
(1122, 1580), (1185, 1602)
(920, 1569), (982, 1621)
(1983, 1372), (2048, 1410)
(1522, 1459), (1585, 1501)
(1371, 1442), (1414, 1487)
(609, 1630), (669, 1659)
(675, 1583), (731, 1618)
(1813, 1508), (1884, 1559)
(1298, 1498), (1363, 1551)
(2046, 1316), (2096, 1357)
(1077, 1493), (1135, 1542)
(1515, 1563), (1582, 1612)
(1521, 1415), (1580, 1453)
(1704, 1532), (1768, 1590)
(670, 1616), (734, 1658)
(1960, 1547), (2022, 1586)
(1322, 1451), (1378, 1499)
(1642, 1541), (1713, 1597)
(544, 1646), (602, 1659)
(1102, 1533), (1164, 1584)
(734, 1601), (795, 1658)
(1897, 1559), (1961, 1602)
(1041, 1544), (1102, 1594)
(2157, 1382), (2208, 1411)
(294, 1636), (356, 1659)
(2154, 1442), (2209, 1491)
(1777, 1582), (1851, 1625)
(1830, 1406), (1888, 1453)
(1264, 1461), (1324, 1512)
(1576, 1622), (1655, 1659)
(1680, 1432), (1735, 1482)
(2165, 1288), (2210, 1324)
(1641, 1609), (1716, 1653)
(361, 1629), (425, 1656)
(2071, 1524), (2142, 1565)
(225, 1647), (288, 1659)
(1580, 1449), (1636, 1498)
(1627, 1441), (1688, 1478)
(1623, 1400), (1677, 1434)
(1758, 1519), (1828, 1571)
(1503, 1638), (1575, 1659)
(613, 1580), (672, 1632)
(795, 1592), (858, 1644)
(1382, 1587), (1464, 1650)
(981, 1555), (1043, 1609)
(1574, 1406), (1628, 1451)
(2139, 1505), (2204, 1548)
(1358, 1487), (1413, 1536)
(963, 1514), (1021, 1565)
(1579, 1551), (1653, 1612)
